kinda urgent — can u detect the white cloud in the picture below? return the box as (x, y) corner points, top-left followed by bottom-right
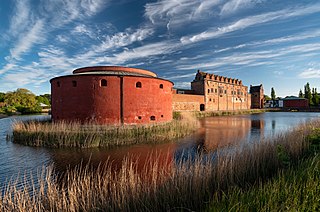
(109, 40), (179, 64)
(180, 3), (320, 44)
(9, 0), (31, 37)
(145, 0), (221, 29)
(176, 42), (320, 71)
(9, 20), (45, 60)
(299, 68), (320, 79)
(173, 81), (191, 89)
(220, 0), (264, 16)
(95, 27), (154, 53)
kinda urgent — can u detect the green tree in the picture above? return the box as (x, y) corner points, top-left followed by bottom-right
(304, 83), (313, 105)
(271, 87), (276, 100)
(264, 95), (271, 101)
(0, 92), (5, 102)
(36, 95), (51, 106)
(4, 88), (41, 114)
(298, 89), (303, 98)
(312, 88), (319, 107)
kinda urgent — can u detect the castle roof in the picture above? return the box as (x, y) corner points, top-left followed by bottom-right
(195, 70), (243, 85)
(73, 66), (157, 77)
(249, 85), (263, 93)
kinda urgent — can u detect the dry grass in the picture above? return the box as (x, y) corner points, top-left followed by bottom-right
(1, 120), (319, 211)
(11, 114), (199, 148)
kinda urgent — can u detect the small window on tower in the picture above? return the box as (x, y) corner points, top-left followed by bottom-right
(150, 116), (156, 121)
(100, 79), (107, 87)
(72, 81), (77, 87)
(57, 81), (61, 87)
(159, 84), (163, 89)
(136, 82), (142, 88)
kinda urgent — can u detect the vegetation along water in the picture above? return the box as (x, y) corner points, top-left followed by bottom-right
(0, 112), (319, 211)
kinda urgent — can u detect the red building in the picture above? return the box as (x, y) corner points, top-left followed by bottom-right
(283, 97), (309, 109)
(50, 66), (173, 125)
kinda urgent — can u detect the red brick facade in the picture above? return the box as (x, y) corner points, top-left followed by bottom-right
(172, 70), (252, 111)
(50, 66), (173, 125)
(249, 84), (264, 109)
(283, 98), (309, 109)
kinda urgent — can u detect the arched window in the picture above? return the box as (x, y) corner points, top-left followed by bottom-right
(136, 82), (142, 88)
(57, 81), (61, 87)
(208, 89), (210, 93)
(150, 116), (156, 121)
(72, 81), (77, 87)
(159, 84), (163, 89)
(100, 79), (107, 87)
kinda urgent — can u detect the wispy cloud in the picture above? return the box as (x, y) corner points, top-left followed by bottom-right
(180, 3), (320, 44)
(145, 0), (221, 29)
(8, 0), (31, 37)
(220, 0), (265, 16)
(9, 20), (45, 61)
(299, 68), (320, 79)
(176, 42), (320, 71)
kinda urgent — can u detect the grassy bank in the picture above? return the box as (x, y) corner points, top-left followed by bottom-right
(174, 108), (279, 119)
(11, 113), (199, 148)
(1, 120), (320, 211)
(208, 155), (320, 211)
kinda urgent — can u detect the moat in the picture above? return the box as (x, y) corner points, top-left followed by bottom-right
(1, 112), (320, 187)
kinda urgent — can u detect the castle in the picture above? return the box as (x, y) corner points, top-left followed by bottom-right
(173, 70), (264, 112)
(51, 67), (264, 125)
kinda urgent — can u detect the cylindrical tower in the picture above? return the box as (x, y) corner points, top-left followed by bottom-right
(50, 66), (173, 125)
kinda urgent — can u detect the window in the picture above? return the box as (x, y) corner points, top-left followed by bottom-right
(136, 82), (142, 88)
(209, 98), (212, 101)
(159, 84), (163, 89)
(100, 79), (107, 87)
(138, 116), (142, 120)
(208, 89), (210, 93)
(161, 115), (164, 118)
(72, 81), (77, 87)
(57, 81), (60, 87)
(211, 88), (214, 93)
(150, 116), (156, 121)
(215, 89), (217, 93)
(224, 90), (227, 94)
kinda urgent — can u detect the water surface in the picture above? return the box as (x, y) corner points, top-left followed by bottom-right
(0, 112), (319, 187)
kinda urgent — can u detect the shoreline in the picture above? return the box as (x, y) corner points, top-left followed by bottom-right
(0, 114), (8, 119)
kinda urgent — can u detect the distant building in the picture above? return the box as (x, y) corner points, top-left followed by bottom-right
(282, 96), (309, 110)
(172, 70), (252, 111)
(250, 84), (264, 109)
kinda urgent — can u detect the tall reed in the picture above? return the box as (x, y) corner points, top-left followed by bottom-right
(11, 113), (199, 148)
(1, 120), (319, 211)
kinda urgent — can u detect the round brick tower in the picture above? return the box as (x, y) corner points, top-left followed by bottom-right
(50, 66), (173, 125)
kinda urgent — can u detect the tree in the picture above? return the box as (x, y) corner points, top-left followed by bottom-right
(298, 89), (303, 98)
(36, 95), (51, 106)
(312, 88), (319, 107)
(271, 87), (276, 100)
(304, 83), (313, 106)
(264, 95), (271, 101)
(4, 88), (41, 114)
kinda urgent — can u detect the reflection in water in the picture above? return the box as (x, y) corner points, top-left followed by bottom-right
(1, 112), (320, 187)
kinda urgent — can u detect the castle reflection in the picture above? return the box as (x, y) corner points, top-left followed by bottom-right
(49, 115), (267, 176)
(194, 116), (265, 152)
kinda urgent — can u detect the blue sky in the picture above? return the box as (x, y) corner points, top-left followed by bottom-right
(1, 0), (320, 97)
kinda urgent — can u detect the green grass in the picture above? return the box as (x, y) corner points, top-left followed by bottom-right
(208, 155), (320, 211)
(207, 127), (320, 211)
(11, 113), (199, 148)
(1, 121), (320, 211)
(189, 108), (279, 118)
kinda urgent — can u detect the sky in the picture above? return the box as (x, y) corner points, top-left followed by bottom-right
(1, 0), (320, 97)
